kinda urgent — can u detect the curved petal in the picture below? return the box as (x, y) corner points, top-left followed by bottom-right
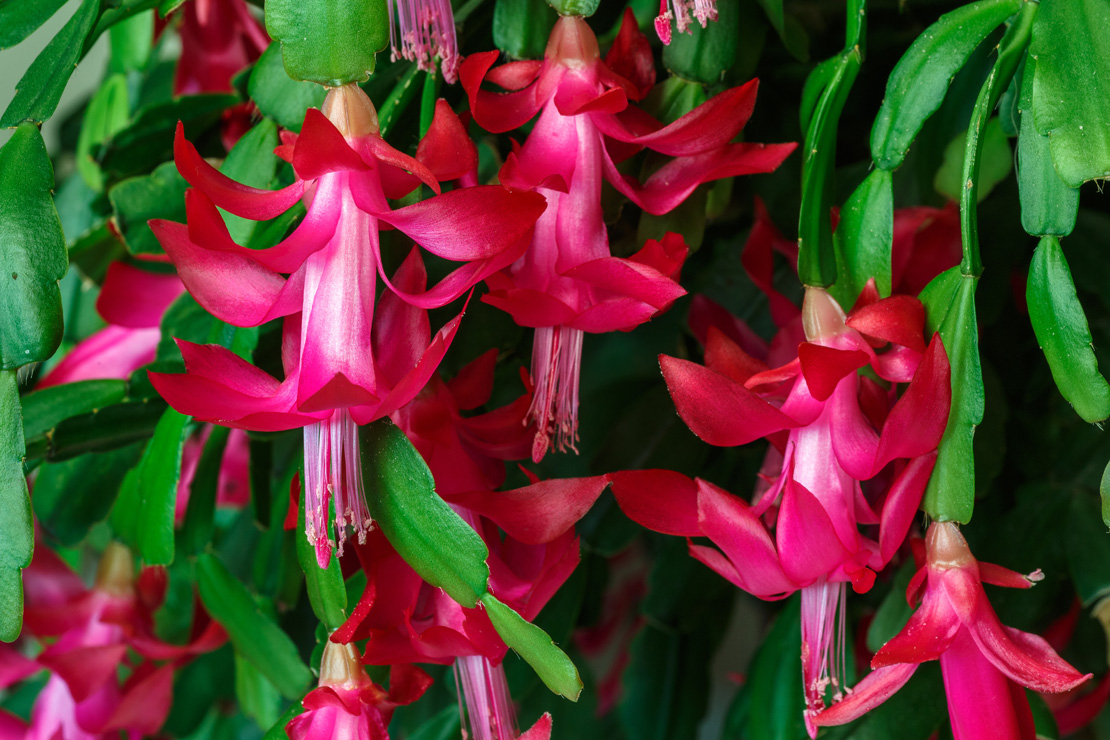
(967, 608), (1091, 693)
(96, 262), (184, 328)
(459, 51), (544, 134)
(845, 295), (926, 353)
(372, 250), (431, 387)
(445, 476), (609, 545)
(660, 355), (798, 447)
(873, 335), (950, 474)
(797, 343), (869, 402)
(565, 298), (659, 333)
(482, 288), (578, 328)
(38, 325), (161, 388)
(871, 588), (961, 668)
(563, 256), (686, 309)
(878, 452), (936, 565)
(415, 100), (479, 182)
(602, 8), (655, 101)
(776, 476), (851, 585)
(811, 663), (918, 728)
(609, 469), (700, 537)
(174, 123), (305, 219)
(293, 109), (371, 179)
(940, 629), (1037, 740)
(828, 377), (880, 481)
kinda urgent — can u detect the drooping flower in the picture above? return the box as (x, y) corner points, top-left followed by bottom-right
(461, 10), (795, 462)
(653, 0), (718, 45)
(149, 85), (546, 567)
(612, 285), (951, 732)
(387, 0), (460, 83)
(3, 542), (225, 739)
(813, 522), (1091, 738)
(286, 642), (430, 740)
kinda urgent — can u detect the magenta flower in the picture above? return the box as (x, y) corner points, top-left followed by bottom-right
(653, 0), (719, 45)
(813, 521), (1091, 738)
(149, 85), (545, 567)
(613, 285), (950, 731)
(286, 642), (430, 740)
(387, 0), (459, 83)
(3, 543), (225, 739)
(461, 10), (795, 461)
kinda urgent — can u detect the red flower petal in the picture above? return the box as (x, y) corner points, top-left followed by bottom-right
(873, 335), (950, 473)
(845, 295), (927, 353)
(609, 469), (700, 537)
(446, 476), (609, 545)
(797, 343), (869, 402)
(415, 100), (479, 182)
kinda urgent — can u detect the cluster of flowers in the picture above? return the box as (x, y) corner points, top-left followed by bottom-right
(10, 0), (1101, 738)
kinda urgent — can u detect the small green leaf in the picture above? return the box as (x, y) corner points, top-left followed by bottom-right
(480, 592), (582, 701)
(0, 123), (69, 370)
(196, 552), (313, 699)
(248, 43), (327, 133)
(20, 379), (128, 442)
(107, 8), (154, 74)
(1027, 236), (1110, 423)
(109, 161), (189, 256)
(1030, 0), (1110, 186)
(662, 0), (739, 86)
(265, 0), (390, 86)
(235, 652), (284, 730)
(359, 419), (490, 607)
(1017, 53), (1079, 238)
(181, 425), (231, 555)
(295, 478), (348, 632)
(745, 598), (805, 740)
(0, 0), (69, 48)
(922, 275), (983, 524)
(219, 119), (280, 244)
(833, 168), (893, 305)
(0, 370), (33, 642)
(76, 74), (131, 192)
(493, 0), (556, 60)
(933, 118), (1012, 203)
(0, 0), (100, 126)
(24, 396), (166, 463)
(870, 0), (1022, 170)
(545, 0), (599, 16)
(919, 267), (961, 338)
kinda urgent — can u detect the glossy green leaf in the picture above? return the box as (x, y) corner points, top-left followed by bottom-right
(1030, 0), (1110, 186)
(0, 370), (33, 642)
(834, 168), (893, 305)
(480, 593), (582, 701)
(359, 418), (490, 607)
(248, 43), (327, 133)
(870, 0), (1022, 170)
(933, 118), (1012, 203)
(662, 0), (739, 86)
(1027, 236), (1110, 423)
(295, 477), (348, 632)
(545, 0), (598, 16)
(0, 0), (99, 126)
(24, 396), (166, 462)
(107, 9), (154, 74)
(493, 0), (556, 60)
(0, 123), (69, 370)
(98, 94), (239, 180)
(377, 63), (422, 139)
(109, 161), (188, 256)
(1028, 690), (1061, 740)
(181, 425), (231, 554)
(0, 0), (69, 48)
(111, 408), (190, 564)
(1018, 54), (1079, 237)
(20, 379), (128, 442)
(920, 270), (962, 339)
(922, 275), (983, 524)
(235, 652), (284, 730)
(745, 597), (805, 740)
(195, 552), (313, 699)
(33, 442), (142, 547)
(265, 0), (390, 86)
(76, 74), (131, 192)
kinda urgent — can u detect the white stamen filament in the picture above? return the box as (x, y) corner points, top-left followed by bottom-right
(303, 409), (372, 568)
(801, 580), (848, 717)
(527, 325), (584, 463)
(388, 0), (460, 83)
(453, 655), (518, 740)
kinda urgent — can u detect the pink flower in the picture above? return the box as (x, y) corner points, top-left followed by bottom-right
(653, 0), (718, 45)
(3, 543), (225, 739)
(149, 85), (545, 567)
(613, 285), (951, 732)
(460, 11), (795, 462)
(286, 642), (430, 740)
(387, 0), (459, 83)
(813, 522), (1091, 739)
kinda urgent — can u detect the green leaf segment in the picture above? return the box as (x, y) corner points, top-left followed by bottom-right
(265, 0), (391, 86)
(359, 419), (583, 700)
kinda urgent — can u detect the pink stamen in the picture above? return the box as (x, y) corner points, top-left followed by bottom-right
(527, 325), (584, 463)
(453, 655), (518, 740)
(303, 409), (372, 568)
(654, 0), (718, 44)
(388, 0), (460, 84)
(801, 579), (848, 734)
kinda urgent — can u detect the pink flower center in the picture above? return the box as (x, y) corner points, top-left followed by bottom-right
(388, 0), (460, 83)
(528, 325), (584, 463)
(303, 409), (372, 568)
(454, 655), (518, 740)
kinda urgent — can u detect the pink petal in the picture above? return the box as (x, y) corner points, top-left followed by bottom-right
(482, 288), (578, 328)
(37, 325), (161, 388)
(940, 628), (1037, 740)
(459, 51), (543, 134)
(101, 663), (176, 734)
(603, 9), (655, 101)
(740, 198), (801, 328)
(486, 60), (543, 91)
(415, 100), (479, 182)
(566, 298), (659, 333)
(372, 249), (431, 388)
(878, 453), (936, 565)
(696, 479), (796, 597)
(609, 469), (700, 537)
(845, 296), (927, 353)
(660, 355), (797, 447)
(152, 218), (303, 327)
(385, 664), (434, 706)
(688, 294), (769, 361)
(563, 256), (686, 309)
(871, 587), (961, 668)
(828, 377), (880, 481)
(797, 343), (869, 402)
(811, 663), (918, 727)
(360, 135), (441, 195)
(0, 710), (25, 740)
(775, 477), (851, 585)
(966, 604), (1091, 693)
(96, 262), (184, 328)
(174, 123), (305, 219)
(292, 109), (370, 179)
(38, 644), (127, 702)
(379, 186), (546, 261)
(872, 335), (950, 474)
(447, 348), (498, 411)
(977, 562), (1037, 590)
(704, 326), (769, 385)
(446, 476), (608, 545)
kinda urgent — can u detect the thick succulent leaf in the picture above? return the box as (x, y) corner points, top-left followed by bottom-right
(248, 43), (326, 133)
(480, 593), (582, 701)
(265, 0), (390, 86)
(0, 371), (33, 642)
